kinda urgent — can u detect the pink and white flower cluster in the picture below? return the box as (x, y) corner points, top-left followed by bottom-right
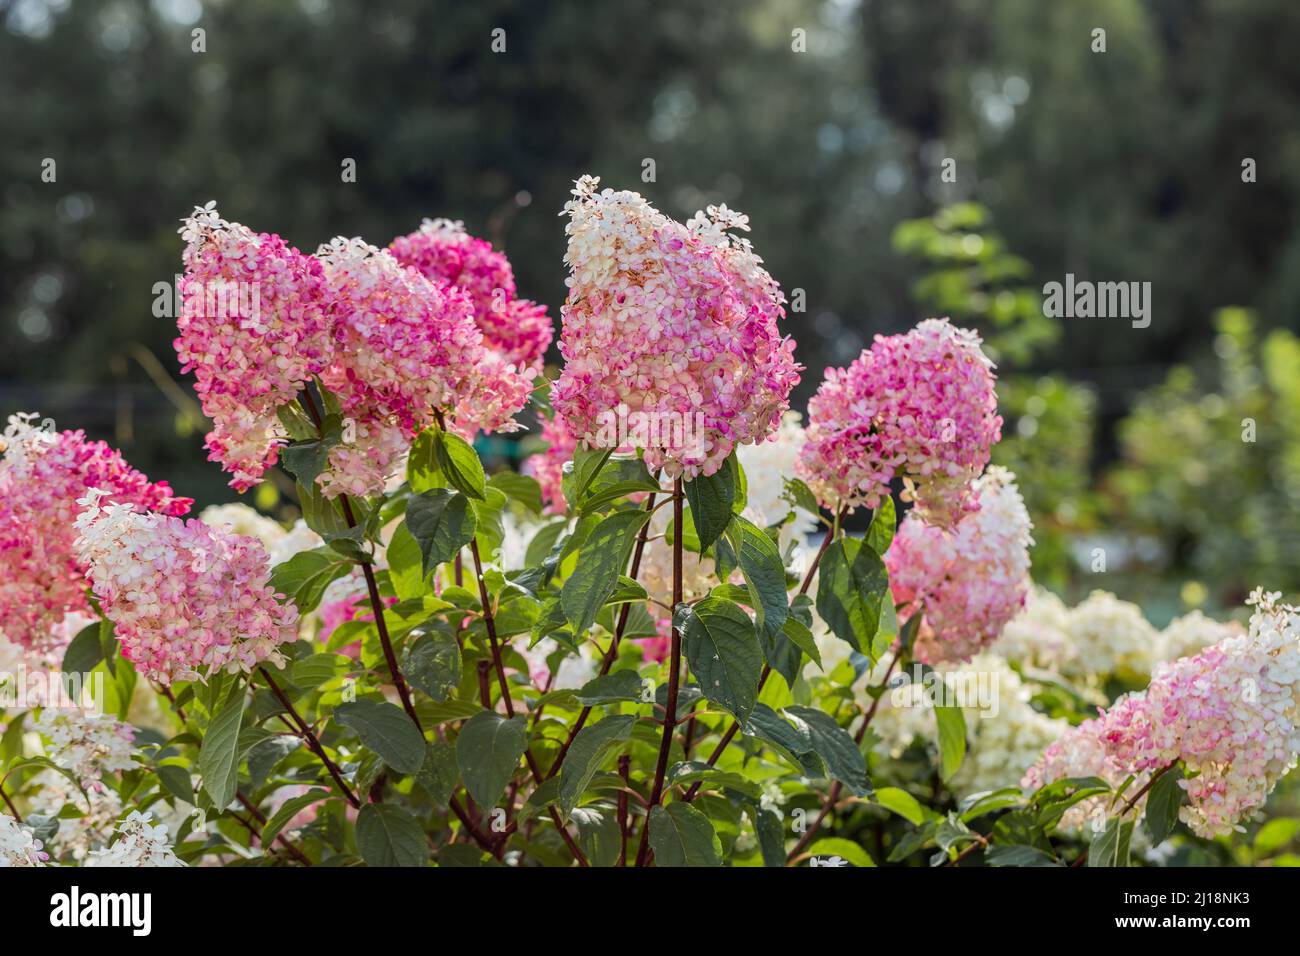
(178, 205), (540, 498)
(0, 414), (191, 653)
(74, 491), (298, 686)
(316, 236), (530, 497)
(389, 218), (553, 371)
(34, 710), (139, 788)
(886, 466), (1033, 664)
(551, 176), (801, 479)
(0, 814), (47, 867)
(797, 318), (1001, 526)
(177, 203), (333, 490)
(85, 811), (184, 868)
(1025, 589), (1300, 838)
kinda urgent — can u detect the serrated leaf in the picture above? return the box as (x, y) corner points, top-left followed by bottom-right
(816, 537), (888, 657)
(936, 704), (966, 783)
(647, 802), (721, 867)
(488, 471), (543, 515)
(416, 739), (458, 808)
(198, 683), (244, 809)
(786, 705), (871, 797)
(455, 711), (526, 808)
(401, 626), (461, 702)
(356, 803), (427, 867)
(682, 598), (763, 722)
(684, 454), (737, 550)
(261, 788), (331, 846)
(334, 699), (426, 775)
(1142, 764), (1185, 846)
(560, 509), (651, 638)
(433, 430), (486, 500)
(406, 490), (476, 574)
(558, 714), (636, 816)
(574, 670), (644, 706)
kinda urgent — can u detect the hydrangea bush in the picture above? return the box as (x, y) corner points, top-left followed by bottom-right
(1, 179), (1296, 868)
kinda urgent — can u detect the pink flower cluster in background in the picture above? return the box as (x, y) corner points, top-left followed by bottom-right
(1025, 589), (1300, 838)
(797, 318), (1001, 526)
(389, 218), (553, 372)
(0, 414), (191, 653)
(74, 490), (297, 686)
(522, 413), (578, 514)
(886, 466), (1033, 664)
(551, 176), (801, 479)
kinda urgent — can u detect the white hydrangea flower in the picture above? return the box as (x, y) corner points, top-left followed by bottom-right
(85, 811), (184, 867)
(34, 710), (139, 787)
(1157, 609), (1242, 663)
(0, 814), (48, 866)
(27, 774), (122, 862)
(1061, 590), (1159, 680)
(267, 519), (323, 568)
(994, 586), (1078, 674)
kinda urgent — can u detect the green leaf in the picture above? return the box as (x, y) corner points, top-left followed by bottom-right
(261, 788), (330, 847)
(574, 671), (645, 706)
(816, 537), (888, 656)
(786, 705), (871, 797)
(571, 807), (622, 868)
(488, 471), (543, 515)
(558, 714), (636, 816)
(935, 704), (967, 783)
(781, 616), (821, 670)
(806, 837), (875, 867)
(782, 477), (821, 519)
(682, 598), (764, 723)
(742, 703), (819, 774)
(724, 514), (789, 637)
(560, 509), (652, 638)
(753, 805), (785, 867)
(1089, 817), (1133, 868)
(684, 454), (737, 551)
(416, 740), (458, 808)
(865, 496), (896, 555)
(270, 548), (353, 613)
(562, 447), (613, 510)
(407, 429), (444, 493)
(985, 844), (1061, 867)
(647, 803), (722, 867)
(279, 415), (342, 486)
(356, 804), (428, 868)
(406, 490), (476, 574)
(155, 763), (194, 803)
(1142, 764), (1185, 846)
(433, 429), (486, 500)
(61, 623), (102, 683)
(455, 711), (527, 808)
(874, 786), (929, 826)
(402, 626), (461, 702)
(578, 458), (662, 514)
(386, 521), (427, 601)
(1254, 818), (1300, 857)
(198, 683), (245, 809)
(291, 653), (351, 690)
(334, 699), (426, 775)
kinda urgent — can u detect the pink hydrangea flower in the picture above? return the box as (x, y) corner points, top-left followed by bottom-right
(388, 218), (553, 372)
(74, 490), (298, 686)
(885, 466), (1033, 664)
(176, 203), (333, 491)
(1026, 590), (1300, 839)
(522, 413), (578, 514)
(1020, 717), (1143, 833)
(315, 237), (531, 497)
(0, 414), (191, 653)
(550, 176), (801, 480)
(796, 318), (1002, 526)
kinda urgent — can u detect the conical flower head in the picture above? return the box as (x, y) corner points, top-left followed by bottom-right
(175, 203), (333, 490)
(797, 318), (1001, 526)
(551, 176), (801, 479)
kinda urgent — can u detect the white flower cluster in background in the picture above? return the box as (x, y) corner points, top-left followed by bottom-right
(0, 814), (47, 867)
(85, 811), (184, 867)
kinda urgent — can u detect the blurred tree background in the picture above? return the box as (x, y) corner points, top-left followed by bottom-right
(3, 0), (1298, 611)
